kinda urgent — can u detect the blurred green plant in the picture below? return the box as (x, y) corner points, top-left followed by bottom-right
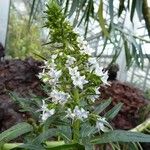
(6, 8), (49, 59)
(28, 0), (150, 69)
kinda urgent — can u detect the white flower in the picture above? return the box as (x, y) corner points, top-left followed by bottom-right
(95, 87), (100, 95)
(101, 71), (110, 86)
(71, 74), (88, 89)
(41, 109), (55, 122)
(65, 108), (75, 119)
(65, 106), (89, 121)
(68, 66), (88, 89)
(40, 100), (49, 112)
(89, 95), (97, 103)
(38, 100), (55, 122)
(96, 117), (108, 132)
(50, 89), (70, 104)
(77, 36), (85, 44)
(51, 54), (58, 60)
(38, 68), (46, 79)
(43, 60), (56, 69)
(48, 68), (62, 85)
(94, 66), (104, 77)
(66, 55), (76, 67)
(73, 106), (89, 120)
(89, 87), (101, 102)
(48, 68), (62, 79)
(68, 66), (79, 76)
(88, 57), (97, 65)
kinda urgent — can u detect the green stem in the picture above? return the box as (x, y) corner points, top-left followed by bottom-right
(73, 88), (79, 104)
(2, 141), (65, 150)
(72, 119), (80, 143)
(72, 88), (80, 143)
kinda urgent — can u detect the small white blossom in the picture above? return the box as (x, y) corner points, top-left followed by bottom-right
(48, 68), (62, 85)
(71, 74), (88, 89)
(38, 100), (55, 122)
(48, 68), (62, 79)
(41, 109), (55, 121)
(51, 54), (58, 60)
(65, 108), (75, 119)
(41, 100), (49, 112)
(38, 68), (46, 79)
(101, 71), (110, 86)
(73, 106), (89, 120)
(65, 106), (89, 121)
(96, 117), (108, 132)
(88, 57), (97, 65)
(77, 36), (85, 44)
(88, 88), (100, 102)
(66, 55), (76, 67)
(68, 66), (79, 76)
(94, 66), (104, 77)
(50, 89), (70, 104)
(68, 66), (88, 89)
(95, 87), (100, 95)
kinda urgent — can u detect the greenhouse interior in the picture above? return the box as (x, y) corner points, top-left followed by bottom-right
(1, 0), (150, 150)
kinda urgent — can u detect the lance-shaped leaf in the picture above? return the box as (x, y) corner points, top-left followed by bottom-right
(93, 99), (112, 114)
(91, 130), (150, 144)
(104, 103), (123, 120)
(0, 122), (33, 144)
(98, 0), (109, 38)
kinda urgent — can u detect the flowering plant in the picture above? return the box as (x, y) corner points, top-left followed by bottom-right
(37, 0), (113, 145)
(1, 1), (150, 150)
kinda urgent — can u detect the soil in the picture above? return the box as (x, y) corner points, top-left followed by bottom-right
(99, 81), (149, 130)
(0, 58), (149, 132)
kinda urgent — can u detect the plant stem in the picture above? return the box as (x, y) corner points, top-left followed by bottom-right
(72, 88), (80, 143)
(130, 118), (150, 132)
(72, 119), (80, 143)
(2, 141), (65, 150)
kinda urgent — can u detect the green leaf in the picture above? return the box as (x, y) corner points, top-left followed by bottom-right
(130, 0), (136, 22)
(104, 103), (123, 120)
(135, 0), (143, 21)
(80, 123), (96, 138)
(69, 0), (79, 17)
(16, 143), (45, 150)
(109, 0), (114, 22)
(118, 0), (125, 17)
(0, 122), (33, 144)
(91, 130), (150, 144)
(58, 125), (72, 142)
(32, 128), (58, 145)
(43, 113), (68, 130)
(47, 143), (85, 150)
(93, 99), (112, 114)
(64, 0), (70, 14)
(132, 44), (141, 67)
(98, 0), (109, 38)
(123, 37), (133, 69)
(97, 23), (112, 58)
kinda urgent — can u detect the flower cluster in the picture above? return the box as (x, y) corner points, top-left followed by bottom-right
(38, 31), (110, 132)
(68, 66), (88, 89)
(50, 89), (70, 104)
